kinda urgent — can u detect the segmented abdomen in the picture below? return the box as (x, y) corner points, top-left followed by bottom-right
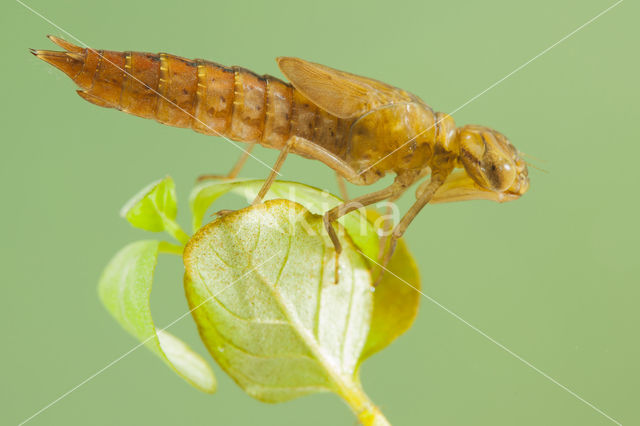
(34, 36), (348, 156)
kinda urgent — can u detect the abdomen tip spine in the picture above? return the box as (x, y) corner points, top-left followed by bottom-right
(34, 36), (300, 148)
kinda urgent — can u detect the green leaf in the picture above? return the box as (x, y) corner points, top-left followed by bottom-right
(358, 210), (421, 362)
(190, 179), (420, 361)
(121, 177), (177, 232)
(98, 240), (216, 393)
(183, 199), (373, 403)
(189, 179), (378, 259)
(120, 177), (189, 245)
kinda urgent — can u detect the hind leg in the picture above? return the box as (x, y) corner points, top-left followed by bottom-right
(252, 136), (367, 204)
(198, 143), (256, 181)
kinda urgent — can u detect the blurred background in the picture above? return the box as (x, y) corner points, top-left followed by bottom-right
(1, 0), (638, 424)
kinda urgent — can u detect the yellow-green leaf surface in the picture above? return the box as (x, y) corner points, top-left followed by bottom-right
(183, 199), (373, 403)
(189, 179), (378, 259)
(98, 240), (216, 393)
(358, 211), (421, 362)
(190, 179), (420, 362)
(121, 177), (177, 232)
(120, 176), (189, 245)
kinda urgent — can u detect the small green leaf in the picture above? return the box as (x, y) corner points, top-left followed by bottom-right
(183, 199), (372, 403)
(98, 240), (216, 393)
(189, 179), (378, 259)
(189, 178), (247, 234)
(121, 177), (177, 232)
(121, 177), (189, 245)
(358, 211), (421, 362)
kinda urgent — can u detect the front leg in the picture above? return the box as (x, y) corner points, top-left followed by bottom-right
(376, 185), (410, 261)
(323, 177), (410, 283)
(375, 173), (447, 284)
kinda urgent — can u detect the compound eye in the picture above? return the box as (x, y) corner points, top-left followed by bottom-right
(483, 156), (516, 191)
(459, 127), (517, 191)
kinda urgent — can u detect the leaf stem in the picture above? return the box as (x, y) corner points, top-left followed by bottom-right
(158, 241), (184, 255)
(338, 380), (391, 426)
(162, 217), (190, 246)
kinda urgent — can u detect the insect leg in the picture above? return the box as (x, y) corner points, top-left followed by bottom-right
(198, 143), (256, 181)
(253, 135), (368, 204)
(324, 178), (407, 283)
(286, 136), (367, 185)
(227, 143), (256, 178)
(252, 139), (294, 204)
(375, 174), (446, 284)
(376, 185), (409, 260)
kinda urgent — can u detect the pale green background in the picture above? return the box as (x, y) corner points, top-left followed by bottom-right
(1, 0), (638, 425)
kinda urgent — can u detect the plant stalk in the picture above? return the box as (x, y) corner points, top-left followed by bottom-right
(162, 217), (190, 246)
(338, 380), (391, 426)
(158, 241), (184, 255)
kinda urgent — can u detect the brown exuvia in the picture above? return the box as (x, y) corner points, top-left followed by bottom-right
(33, 35), (529, 279)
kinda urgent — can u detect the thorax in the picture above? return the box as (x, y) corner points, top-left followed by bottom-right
(344, 102), (458, 184)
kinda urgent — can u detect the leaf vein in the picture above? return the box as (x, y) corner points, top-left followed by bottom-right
(196, 268), (288, 324)
(339, 257), (357, 368)
(214, 328), (316, 361)
(312, 243), (326, 339)
(273, 231), (293, 290)
(222, 359), (331, 393)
